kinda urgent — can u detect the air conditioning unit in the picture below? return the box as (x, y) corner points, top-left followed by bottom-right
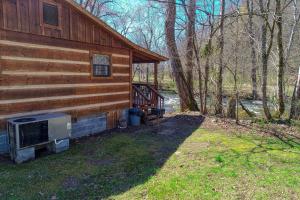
(7, 113), (71, 163)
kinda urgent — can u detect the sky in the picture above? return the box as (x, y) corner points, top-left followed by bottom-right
(79, 0), (222, 51)
(114, 0), (146, 12)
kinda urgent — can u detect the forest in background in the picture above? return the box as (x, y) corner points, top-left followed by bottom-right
(76, 0), (300, 122)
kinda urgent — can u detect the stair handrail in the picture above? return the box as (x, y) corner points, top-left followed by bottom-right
(133, 85), (150, 101)
(146, 85), (165, 100)
(144, 84), (165, 110)
(132, 85), (151, 110)
(132, 83), (165, 110)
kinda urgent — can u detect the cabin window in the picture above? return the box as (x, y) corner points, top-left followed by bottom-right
(42, 2), (60, 27)
(92, 54), (111, 77)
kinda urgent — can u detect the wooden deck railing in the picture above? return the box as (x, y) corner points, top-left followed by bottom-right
(132, 85), (151, 110)
(132, 83), (164, 110)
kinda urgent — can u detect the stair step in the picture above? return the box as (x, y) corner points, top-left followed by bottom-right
(151, 108), (166, 116)
(147, 114), (159, 121)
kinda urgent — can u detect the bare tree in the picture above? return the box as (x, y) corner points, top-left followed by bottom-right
(77, 0), (117, 18)
(215, 0), (226, 115)
(275, 0), (286, 117)
(193, 27), (205, 113)
(184, 0), (196, 92)
(288, 0), (300, 119)
(258, 0), (275, 120)
(201, 0), (218, 114)
(246, 0), (258, 100)
(165, 0), (199, 111)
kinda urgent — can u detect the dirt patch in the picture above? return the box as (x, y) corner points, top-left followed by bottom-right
(149, 113), (205, 137)
(62, 176), (80, 191)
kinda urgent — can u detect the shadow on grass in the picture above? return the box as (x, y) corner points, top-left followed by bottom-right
(0, 114), (205, 199)
(220, 122), (300, 169)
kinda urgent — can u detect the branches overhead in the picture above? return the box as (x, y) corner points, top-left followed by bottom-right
(76, 0), (117, 18)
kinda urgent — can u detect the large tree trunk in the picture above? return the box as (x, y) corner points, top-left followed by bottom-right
(275, 0), (285, 116)
(290, 67), (300, 119)
(246, 0), (258, 100)
(186, 0), (196, 92)
(258, 0), (273, 120)
(215, 0), (226, 115)
(287, 1), (300, 120)
(165, 0), (199, 111)
(193, 37), (204, 113)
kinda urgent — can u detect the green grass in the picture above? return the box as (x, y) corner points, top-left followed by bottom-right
(0, 122), (299, 199)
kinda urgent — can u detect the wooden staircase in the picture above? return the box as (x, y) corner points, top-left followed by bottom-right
(132, 83), (165, 122)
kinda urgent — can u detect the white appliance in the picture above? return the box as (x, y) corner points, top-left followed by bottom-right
(7, 113), (71, 163)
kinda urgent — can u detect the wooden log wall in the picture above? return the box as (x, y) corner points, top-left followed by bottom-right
(0, 0), (127, 48)
(0, 37), (131, 130)
(0, 0), (135, 130)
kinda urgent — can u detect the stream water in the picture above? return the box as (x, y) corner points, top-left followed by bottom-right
(161, 91), (283, 116)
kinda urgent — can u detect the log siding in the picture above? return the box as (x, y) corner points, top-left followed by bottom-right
(0, 0), (127, 48)
(0, 37), (131, 125)
(0, 100), (130, 120)
(0, 0), (167, 132)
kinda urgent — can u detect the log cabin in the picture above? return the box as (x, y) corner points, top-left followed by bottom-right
(0, 0), (167, 153)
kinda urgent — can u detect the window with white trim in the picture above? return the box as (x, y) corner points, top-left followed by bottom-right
(92, 54), (111, 77)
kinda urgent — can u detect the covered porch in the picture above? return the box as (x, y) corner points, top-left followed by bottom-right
(131, 49), (168, 120)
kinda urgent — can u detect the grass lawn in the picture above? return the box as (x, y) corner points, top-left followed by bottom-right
(0, 114), (299, 200)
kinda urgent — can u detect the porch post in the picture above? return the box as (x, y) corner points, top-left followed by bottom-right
(154, 62), (159, 90)
(129, 50), (133, 108)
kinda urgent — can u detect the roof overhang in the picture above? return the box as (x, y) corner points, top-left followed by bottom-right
(65, 0), (168, 63)
(132, 50), (168, 64)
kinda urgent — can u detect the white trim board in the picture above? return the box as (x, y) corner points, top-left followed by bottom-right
(112, 54), (130, 58)
(0, 83), (130, 90)
(0, 56), (90, 65)
(0, 40), (89, 54)
(0, 91), (129, 104)
(2, 71), (90, 76)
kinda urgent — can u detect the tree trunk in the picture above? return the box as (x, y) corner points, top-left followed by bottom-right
(246, 0), (258, 100)
(165, 0), (199, 111)
(227, 96), (236, 119)
(275, 0), (285, 116)
(186, 0), (196, 92)
(203, 37), (212, 114)
(290, 67), (300, 119)
(287, 1), (300, 120)
(193, 38), (204, 113)
(215, 0), (225, 115)
(258, 0), (273, 120)
(261, 24), (272, 120)
(198, 66), (204, 113)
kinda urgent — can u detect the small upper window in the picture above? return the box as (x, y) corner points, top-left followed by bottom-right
(43, 3), (59, 26)
(92, 55), (111, 77)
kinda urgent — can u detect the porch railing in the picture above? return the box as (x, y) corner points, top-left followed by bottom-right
(132, 83), (164, 110)
(132, 85), (151, 110)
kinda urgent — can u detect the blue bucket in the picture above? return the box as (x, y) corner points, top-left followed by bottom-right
(130, 115), (141, 126)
